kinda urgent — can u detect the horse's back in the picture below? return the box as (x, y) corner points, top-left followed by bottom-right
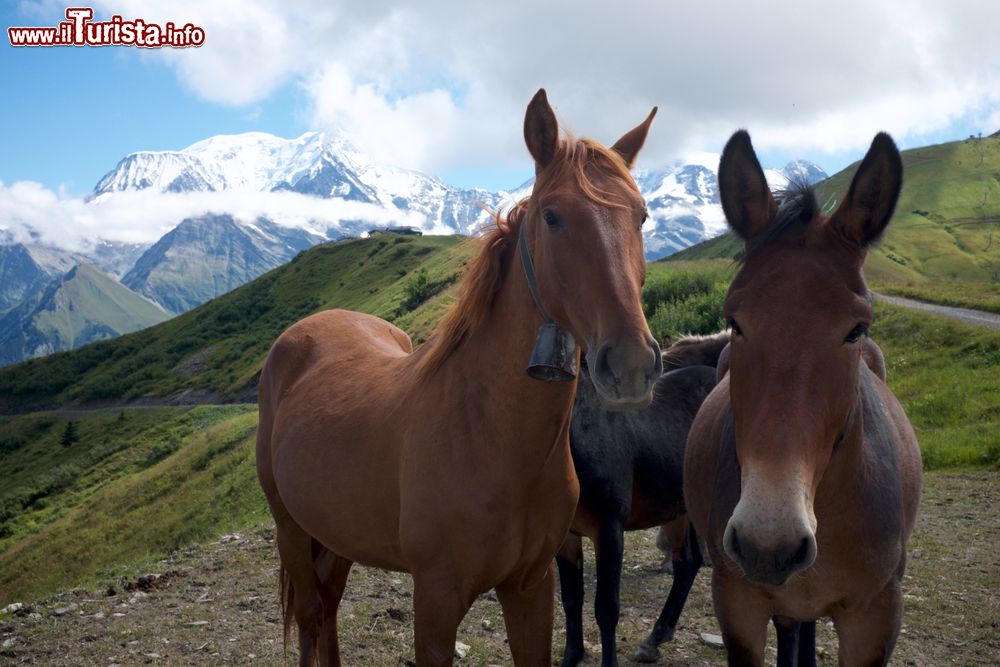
(261, 309), (412, 401)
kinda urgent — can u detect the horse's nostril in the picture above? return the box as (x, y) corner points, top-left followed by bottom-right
(791, 535), (815, 569)
(727, 526), (743, 560)
(594, 344), (612, 379)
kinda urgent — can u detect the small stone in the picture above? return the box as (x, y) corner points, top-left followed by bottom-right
(481, 619), (493, 631)
(185, 621), (209, 626)
(0, 603), (23, 615)
(454, 641), (470, 659)
(1, 638), (15, 649)
(106, 586), (118, 597)
(53, 604), (79, 617)
(699, 632), (725, 648)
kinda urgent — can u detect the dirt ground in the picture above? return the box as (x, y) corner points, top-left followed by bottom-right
(1, 470), (997, 666)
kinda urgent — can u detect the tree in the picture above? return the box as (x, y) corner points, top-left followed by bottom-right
(60, 421), (79, 448)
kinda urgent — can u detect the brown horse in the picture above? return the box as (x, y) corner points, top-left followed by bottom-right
(684, 130), (922, 667)
(256, 89), (662, 666)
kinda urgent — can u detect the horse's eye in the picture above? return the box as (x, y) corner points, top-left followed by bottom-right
(845, 323), (868, 344)
(728, 319), (743, 337)
(542, 209), (559, 227)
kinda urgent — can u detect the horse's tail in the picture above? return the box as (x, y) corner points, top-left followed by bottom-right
(661, 331), (730, 371)
(279, 563), (295, 651)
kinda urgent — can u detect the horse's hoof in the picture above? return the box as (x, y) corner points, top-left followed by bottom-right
(632, 643), (661, 663)
(559, 650), (585, 667)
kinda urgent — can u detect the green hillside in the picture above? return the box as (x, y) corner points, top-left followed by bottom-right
(0, 235), (476, 411)
(666, 134), (1000, 290)
(0, 264), (170, 367)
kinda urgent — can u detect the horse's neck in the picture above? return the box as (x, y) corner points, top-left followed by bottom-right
(431, 249), (579, 452)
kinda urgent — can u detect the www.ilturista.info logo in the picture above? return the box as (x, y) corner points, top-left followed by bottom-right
(8, 7), (205, 48)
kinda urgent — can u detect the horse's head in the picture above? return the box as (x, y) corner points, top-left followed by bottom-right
(717, 130), (902, 586)
(519, 89), (661, 408)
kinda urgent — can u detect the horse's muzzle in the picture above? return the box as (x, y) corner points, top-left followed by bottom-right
(587, 335), (662, 408)
(526, 323), (578, 382)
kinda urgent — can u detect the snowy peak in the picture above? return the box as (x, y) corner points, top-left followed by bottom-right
(88, 129), (826, 259)
(91, 131), (365, 198)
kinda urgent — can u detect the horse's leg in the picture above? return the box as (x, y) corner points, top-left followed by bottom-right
(772, 616), (800, 667)
(831, 578), (902, 667)
(634, 518), (703, 663)
(711, 573), (770, 667)
(314, 548), (353, 667)
(496, 563), (556, 667)
(555, 534), (586, 667)
(593, 519), (626, 667)
(275, 518), (324, 667)
(798, 621), (816, 667)
(412, 572), (475, 667)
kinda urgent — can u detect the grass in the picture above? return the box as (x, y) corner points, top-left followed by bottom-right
(870, 304), (1000, 468)
(871, 279), (1000, 315)
(0, 405), (264, 604)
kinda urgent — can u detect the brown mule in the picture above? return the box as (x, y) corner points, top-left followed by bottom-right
(684, 130), (922, 666)
(256, 89), (662, 666)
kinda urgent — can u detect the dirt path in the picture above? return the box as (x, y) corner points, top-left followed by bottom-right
(1, 471), (997, 665)
(875, 293), (1000, 330)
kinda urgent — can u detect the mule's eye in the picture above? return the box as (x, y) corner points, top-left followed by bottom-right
(844, 323), (868, 343)
(641, 210), (649, 227)
(542, 209), (559, 228)
(728, 319), (743, 337)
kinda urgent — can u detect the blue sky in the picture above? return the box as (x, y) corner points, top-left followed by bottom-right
(0, 6), (308, 196)
(2, 1), (998, 198)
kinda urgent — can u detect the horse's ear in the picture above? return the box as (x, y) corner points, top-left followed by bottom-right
(524, 89), (559, 172)
(831, 133), (902, 248)
(718, 130), (777, 242)
(611, 107), (657, 168)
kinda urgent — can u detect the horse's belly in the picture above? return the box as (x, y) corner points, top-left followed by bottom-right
(271, 397), (408, 571)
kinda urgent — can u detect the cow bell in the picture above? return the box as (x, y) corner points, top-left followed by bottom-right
(526, 322), (578, 382)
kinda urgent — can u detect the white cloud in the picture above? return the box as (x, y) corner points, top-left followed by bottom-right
(0, 181), (421, 251)
(25, 0), (1000, 176)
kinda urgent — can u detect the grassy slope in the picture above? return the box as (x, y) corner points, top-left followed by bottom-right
(666, 134), (1000, 295)
(0, 235), (477, 409)
(0, 405), (263, 604)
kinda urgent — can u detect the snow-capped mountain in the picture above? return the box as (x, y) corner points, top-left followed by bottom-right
(89, 130), (825, 260)
(638, 158), (828, 258)
(92, 131), (505, 236)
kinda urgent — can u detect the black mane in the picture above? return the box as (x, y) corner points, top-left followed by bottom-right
(744, 180), (819, 260)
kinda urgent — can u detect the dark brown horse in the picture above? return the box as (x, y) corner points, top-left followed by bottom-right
(684, 130), (922, 666)
(256, 89), (662, 666)
(556, 333), (729, 667)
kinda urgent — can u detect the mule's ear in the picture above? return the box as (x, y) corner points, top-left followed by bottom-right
(524, 88), (559, 172)
(611, 107), (657, 168)
(718, 130), (777, 242)
(831, 133), (902, 248)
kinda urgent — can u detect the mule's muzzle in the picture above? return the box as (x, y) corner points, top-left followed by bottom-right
(723, 520), (817, 587)
(526, 323), (578, 382)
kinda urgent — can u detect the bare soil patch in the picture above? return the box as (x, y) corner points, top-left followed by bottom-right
(1, 471), (996, 665)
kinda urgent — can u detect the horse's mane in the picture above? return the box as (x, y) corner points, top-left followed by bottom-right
(415, 136), (638, 379)
(744, 180), (820, 261)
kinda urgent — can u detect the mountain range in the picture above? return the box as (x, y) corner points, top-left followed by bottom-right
(0, 130), (826, 367)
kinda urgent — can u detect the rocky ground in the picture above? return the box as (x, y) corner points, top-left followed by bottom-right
(1, 471), (997, 666)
